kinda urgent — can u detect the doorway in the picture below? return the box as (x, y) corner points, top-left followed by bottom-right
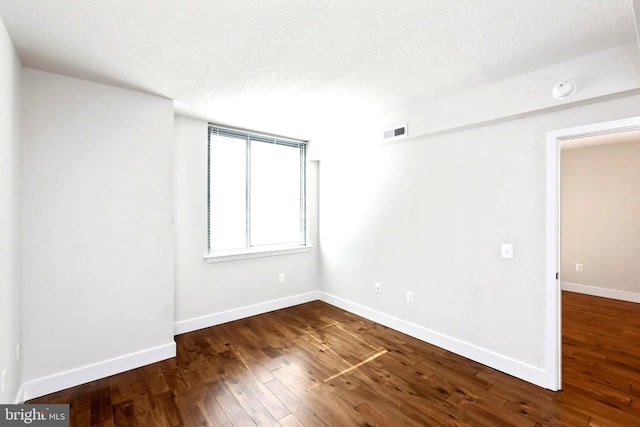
(545, 115), (640, 391)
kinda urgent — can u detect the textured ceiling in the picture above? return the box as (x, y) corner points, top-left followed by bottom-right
(0, 0), (637, 139)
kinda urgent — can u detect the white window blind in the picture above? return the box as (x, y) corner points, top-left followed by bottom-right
(208, 125), (307, 254)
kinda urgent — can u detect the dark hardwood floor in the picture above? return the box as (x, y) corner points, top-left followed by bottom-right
(30, 291), (640, 426)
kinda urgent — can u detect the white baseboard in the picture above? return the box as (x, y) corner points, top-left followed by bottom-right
(21, 341), (176, 402)
(174, 291), (320, 335)
(318, 292), (550, 389)
(562, 282), (640, 303)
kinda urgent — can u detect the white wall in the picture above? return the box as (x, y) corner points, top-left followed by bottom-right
(21, 69), (175, 399)
(562, 140), (640, 296)
(0, 16), (22, 404)
(174, 116), (319, 333)
(319, 92), (640, 387)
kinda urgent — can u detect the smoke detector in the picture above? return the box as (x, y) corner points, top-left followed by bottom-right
(552, 81), (577, 100)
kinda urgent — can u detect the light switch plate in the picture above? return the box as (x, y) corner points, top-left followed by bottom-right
(501, 244), (514, 259)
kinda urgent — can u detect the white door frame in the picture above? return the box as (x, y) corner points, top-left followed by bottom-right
(545, 115), (640, 391)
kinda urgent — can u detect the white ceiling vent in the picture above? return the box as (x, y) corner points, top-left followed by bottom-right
(383, 124), (408, 142)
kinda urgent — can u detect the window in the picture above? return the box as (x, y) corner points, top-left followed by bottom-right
(207, 125), (308, 258)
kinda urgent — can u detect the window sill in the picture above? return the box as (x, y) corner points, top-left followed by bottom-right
(205, 244), (312, 263)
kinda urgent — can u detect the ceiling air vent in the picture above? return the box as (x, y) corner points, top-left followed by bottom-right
(383, 123), (408, 141)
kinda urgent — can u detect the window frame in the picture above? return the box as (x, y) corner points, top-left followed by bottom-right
(205, 124), (310, 262)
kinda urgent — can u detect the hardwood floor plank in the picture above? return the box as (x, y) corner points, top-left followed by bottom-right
(207, 379), (257, 426)
(132, 407), (169, 427)
(553, 391), (640, 426)
(352, 389), (434, 427)
(89, 386), (112, 425)
(222, 376), (280, 426)
(151, 392), (182, 427)
(172, 394), (209, 426)
(127, 382), (153, 415)
(264, 379), (328, 427)
(224, 349), (291, 420)
(270, 363), (319, 398)
(197, 393), (234, 426)
(111, 401), (135, 427)
(277, 413), (305, 427)
(71, 409), (91, 427)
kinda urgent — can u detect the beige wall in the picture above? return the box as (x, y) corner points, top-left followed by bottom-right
(561, 140), (640, 294)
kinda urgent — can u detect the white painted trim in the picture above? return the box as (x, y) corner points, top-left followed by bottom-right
(21, 342), (176, 402)
(205, 245), (312, 263)
(546, 115), (640, 392)
(545, 128), (562, 391)
(318, 292), (550, 389)
(174, 291), (320, 335)
(562, 282), (640, 303)
(548, 117), (640, 142)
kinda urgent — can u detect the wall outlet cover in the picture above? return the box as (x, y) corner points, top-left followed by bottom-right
(501, 244), (514, 259)
(406, 291), (414, 303)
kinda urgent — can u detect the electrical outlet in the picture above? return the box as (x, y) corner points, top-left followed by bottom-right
(374, 282), (382, 293)
(406, 291), (414, 303)
(1, 369), (6, 395)
(278, 273), (285, 283)
(16, 341), (20, 363)
(501, 244), (514, 259)
(576, 264), (583, 272)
